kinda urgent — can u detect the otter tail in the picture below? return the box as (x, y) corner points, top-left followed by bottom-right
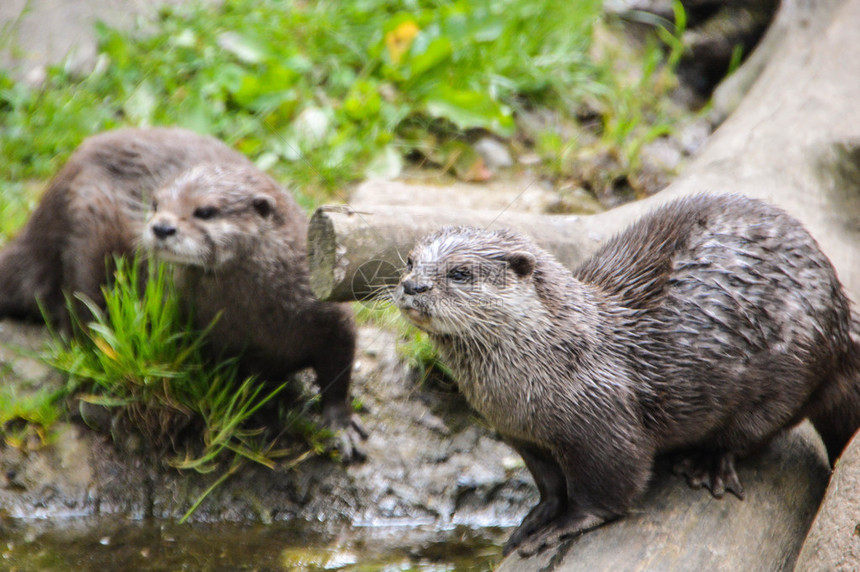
(809, 318), (860, 465)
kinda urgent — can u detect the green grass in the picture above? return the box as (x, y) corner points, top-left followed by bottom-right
(0, 181), (34, 244)
(355, 301), (453, 383)
(0, 0), (686, 211)
(0, 383), (65, 449)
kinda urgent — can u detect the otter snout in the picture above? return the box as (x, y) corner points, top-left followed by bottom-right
(146, 213), (180, 240)
(394, 276), (434, 330)
(141, 212), (206, 266)
(151, 222), (177, 239)
(402, 279), (432, 295)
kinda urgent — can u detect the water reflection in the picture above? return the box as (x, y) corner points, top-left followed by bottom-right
(1, 516), (506, 571)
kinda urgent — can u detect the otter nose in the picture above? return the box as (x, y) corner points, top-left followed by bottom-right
(402, 280), (431, 295)
(151, 223), (177, 239)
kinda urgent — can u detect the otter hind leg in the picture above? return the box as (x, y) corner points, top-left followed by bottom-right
(808, 345), (860, 465)
(672, 450), (745, 499)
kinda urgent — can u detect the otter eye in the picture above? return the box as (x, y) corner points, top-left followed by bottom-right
(406, 257), (413, 272)
(448, 267), (472, 283)
(151, 200), (158, 212)
(193, 206), (219, 220)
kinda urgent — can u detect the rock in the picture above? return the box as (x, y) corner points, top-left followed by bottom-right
(497, 424), (830, 572)
(0, 0), (206, 79)
(795, 431), (860, 570)
(629, 137), (683, 195)
(474, 137), (514, 170)
(676, 118), (713, 156)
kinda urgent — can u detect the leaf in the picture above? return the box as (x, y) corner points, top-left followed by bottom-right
(217, 31), (268, 64)
(343, 80), (382, 120)
(365, 145), (403, 179)
(78, 394), (133, 408)
(230, 66), (299, 113)
(422, 86), (515, 136)
(385, 19), (420, 64)
(122, 80), (157, 125)
(93, 336), (119, 362)
(407, 36), (452, 80)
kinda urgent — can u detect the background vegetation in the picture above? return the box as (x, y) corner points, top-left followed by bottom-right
(0, 0), (686, 223)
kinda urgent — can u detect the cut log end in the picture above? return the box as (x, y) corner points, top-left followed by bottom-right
(308, 207), (339, 300)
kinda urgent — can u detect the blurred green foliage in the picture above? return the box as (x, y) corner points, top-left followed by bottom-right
(0, 0), (632, 207)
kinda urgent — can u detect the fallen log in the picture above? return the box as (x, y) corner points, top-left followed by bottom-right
(794, 430), (860, 571)
(498, 424), (830, 572)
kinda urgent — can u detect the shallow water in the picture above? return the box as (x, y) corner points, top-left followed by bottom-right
(1, 517), (507, 571)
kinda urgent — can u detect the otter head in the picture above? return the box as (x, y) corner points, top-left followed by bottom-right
(142, 164), (283, 269)
(394, 226), (541, 337)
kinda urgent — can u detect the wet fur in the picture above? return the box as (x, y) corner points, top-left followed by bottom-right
(0, 127), (362, 458)
(395, 194), (860, 554)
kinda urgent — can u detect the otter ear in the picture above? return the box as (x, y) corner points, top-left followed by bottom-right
(506, 251), (535, 278)
(252, 195), (275, 218)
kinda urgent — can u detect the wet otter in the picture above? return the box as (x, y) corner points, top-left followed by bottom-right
(141, 161), (364, 457)
(394, 194), (860, 555)
(0, 127), (364, 459)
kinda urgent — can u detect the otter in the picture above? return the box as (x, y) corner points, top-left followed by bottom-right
(0, 127), (364, 460)
(0, 128), (249, 328)
(394, 194), (860, 555)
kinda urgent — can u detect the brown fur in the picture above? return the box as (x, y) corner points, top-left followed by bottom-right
(0, 127), (364, 459)
(395, 194), (860, 555)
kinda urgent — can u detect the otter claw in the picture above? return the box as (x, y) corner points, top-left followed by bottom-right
(673, 451), (744, 500)
(321, 405), (368, 463)
(332, 421), (368, 463)
(514, 513), (606, 557)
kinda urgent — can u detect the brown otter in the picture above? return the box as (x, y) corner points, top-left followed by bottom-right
(0, 127), (364, 460)
(394, 194), (860, 555)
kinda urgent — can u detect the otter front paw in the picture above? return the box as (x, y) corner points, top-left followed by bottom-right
(514, 512), (607, 557)
(503, 496), (565, 556)
(321, 404), (368, 463)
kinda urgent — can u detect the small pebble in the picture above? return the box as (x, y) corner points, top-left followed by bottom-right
(474, 137), (513, 169)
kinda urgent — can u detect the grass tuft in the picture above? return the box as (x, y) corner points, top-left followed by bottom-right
(40, 255), (321, 516)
